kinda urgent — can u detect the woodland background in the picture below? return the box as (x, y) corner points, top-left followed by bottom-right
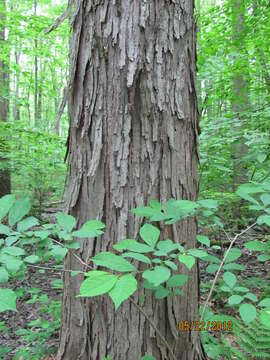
(0, 0), (270, 359)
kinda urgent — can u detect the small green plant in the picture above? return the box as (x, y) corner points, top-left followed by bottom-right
(1, 181), (270, 359)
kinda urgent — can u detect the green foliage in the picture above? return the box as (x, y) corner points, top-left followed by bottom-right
(0, 121), (66, 212)
(14, 298), (61, 360)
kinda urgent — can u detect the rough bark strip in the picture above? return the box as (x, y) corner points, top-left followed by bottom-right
(58, 1), (204, 359)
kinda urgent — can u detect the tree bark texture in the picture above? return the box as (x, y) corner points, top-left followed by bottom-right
(0, 0), (11, 197)
(58, 1), (202, 359)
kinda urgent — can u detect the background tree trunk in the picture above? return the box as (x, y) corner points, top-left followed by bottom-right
(231, 0), (248, 195)
(0, 0), (11, 197)
(58, 1), (203, 359)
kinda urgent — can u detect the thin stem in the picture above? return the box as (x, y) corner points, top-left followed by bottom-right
(200, 222), (256, 323)
(27, 264), (83, 274)
(191, 222), (256, 358)
(129, 297), (177, 360)
(51, 238), (94, 270)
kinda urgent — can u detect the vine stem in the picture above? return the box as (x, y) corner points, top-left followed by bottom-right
(191, 221), (257, 358)
(129, 297), (177, 360)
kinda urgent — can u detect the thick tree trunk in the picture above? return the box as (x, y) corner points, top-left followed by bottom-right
(0, 0), (11, 197)
(58, 1), (203, 359)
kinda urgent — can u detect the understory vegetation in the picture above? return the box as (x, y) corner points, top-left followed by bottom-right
(0, 0), (270, 359)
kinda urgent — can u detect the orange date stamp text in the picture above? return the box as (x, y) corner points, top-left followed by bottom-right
(178, 320), (232, 332)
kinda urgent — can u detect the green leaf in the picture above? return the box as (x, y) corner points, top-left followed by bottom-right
(65, 241), (80, 250)
(149, 200), (162, 211)
(165, 199), (198, 221)
(72, 220), (105, 238)
(224, 248), (242, 263)
(260, 309), (270, 329)
(258, 254), (270, 262)
(0, 288), (17, 312)
(228, 295), (243, 305)
(0, 195), (15, 221)
(0, 267), (8, 283)
(223, 263), (244, 271)
(188, 249), (208, 259)
(109, 274), (137, 310)
(56, 213), (76, 233)
(257, 153), (267, 163)
(244, 293), (257, 302)
(156, 240), (179, 253)
(79, 271), (117, 297)
(33, 230), (51, 240)
(50, 246), (68, 261)
(0, 255), (23, 273)
(258, 298), (270, 308)
(155, 287), (169, 299)
(0, 224), (11, 236)
(140, 224), (160, 248)
(152, 259), (162, 264)
(167, 274), (188, 287)
(122, 252), (151, 264)
(24, 255), (40, 264)
(198, 199), (218, 209)
(5, 235), (20, 246)
(141, 355), (156, 360)
(132, 207), (158, 218)
(142, 266), (170, 286)
(239, 303), (256, 324)
(8, 198), (31, 227)
(196, 235), (210, 247)
(236, 184), (260, 205)
(2, 246), (25, 256)
(164, 260), (177, 270)
(170, 200), (198, 213)
(154, 250), (168, 256)
(201, 254), (221, 264)
(91, 252), (136, 272)
(17, 217), (39, 232)
(257, 215), (270, 227)
(260, 194), (270, 206)
(234, 287), (249, 293)
(178, 254), (195, 270)
(142, 280), (159, 290)
(244, 240), (267, 251)
(206, 264), (219, 274)
(223, 272), (237, 288)
(113, 239), (153, 253)
(51, 279), (63, 289)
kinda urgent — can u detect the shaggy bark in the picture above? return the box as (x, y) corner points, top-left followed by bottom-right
(58, 1), (203, 359)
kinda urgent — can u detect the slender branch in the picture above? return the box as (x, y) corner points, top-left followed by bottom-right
(51, 238), (94, 270)
(129, 297), (177, 360)
(44, 0), (72, 35)
(55, 86), (68, 133)
(27, 263), (83, 274)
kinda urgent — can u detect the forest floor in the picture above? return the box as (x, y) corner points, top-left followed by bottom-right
(1, 223), (269, 360)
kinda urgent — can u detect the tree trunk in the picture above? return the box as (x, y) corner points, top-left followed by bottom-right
(34, 0), (38, 127)
(231, 0), (248, 207)
(13, 48), (21, 121)
(0, 0), (11, 197)
(58, 1), (203, 359)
